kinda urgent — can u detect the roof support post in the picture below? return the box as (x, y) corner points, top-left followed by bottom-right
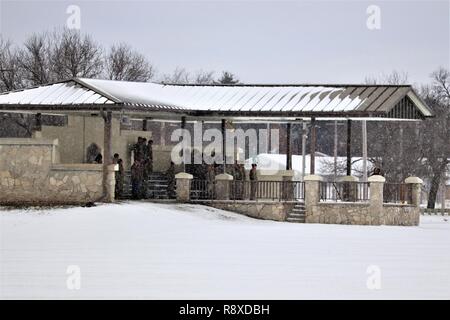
(102, 110), (113, 201)
(301, 121), (307, 181)
(181, 116), (186, 172)
(286, 122), (292, 170)
(346, 119), (352, 176)
(143, 118), (148, 131)
(310, 117), (316, 175)
(333, 120), (338, 182)
(221, 119), (226, 173)
(362, 120), (368, 199)
(35, 113), (42, 131)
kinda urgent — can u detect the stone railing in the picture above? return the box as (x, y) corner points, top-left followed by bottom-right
(305, 175), (422, 226)
(0, 138), (116, 205)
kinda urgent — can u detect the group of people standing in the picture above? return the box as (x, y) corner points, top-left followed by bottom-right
(130, 137), (154, 199)
(196, 161), (258, 200)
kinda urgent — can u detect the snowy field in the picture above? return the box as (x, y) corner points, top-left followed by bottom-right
(0, 202), (449, 300)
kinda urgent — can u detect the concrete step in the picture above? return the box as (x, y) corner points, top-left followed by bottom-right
(286, 217), (305, 223)
(288, 213), (305, 218)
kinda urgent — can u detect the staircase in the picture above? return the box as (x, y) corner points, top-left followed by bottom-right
(144, 172), (171, 199)
(286, 202), (306, 223)
(121, 172), (174, 200)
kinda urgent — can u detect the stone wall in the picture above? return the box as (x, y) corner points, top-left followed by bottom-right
(307, 203), (419, 226)
(208, 201), (295, 222)
(0, 138), (116, 205)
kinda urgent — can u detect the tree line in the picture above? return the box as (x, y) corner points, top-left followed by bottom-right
(0, 28), (239, 92)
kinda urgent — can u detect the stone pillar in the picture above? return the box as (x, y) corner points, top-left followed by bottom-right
(404, 177), (423, 207)
(104, 164), (118, 202)
(215, 173), (233, 200)
(304, 175), (322, 217)
(368, 175), (385, 224)
(337, 175), (359, 201)
(175, 172), (193, 202)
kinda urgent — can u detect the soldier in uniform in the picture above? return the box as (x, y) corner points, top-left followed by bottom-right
(115, 158), (124, 199)
(249, 163), (258, 200)
(232, 161), (243, 200)
(131, 159), (144, 199)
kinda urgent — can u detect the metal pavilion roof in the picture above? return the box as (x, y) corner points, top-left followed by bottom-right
(0, 78), (433, 119)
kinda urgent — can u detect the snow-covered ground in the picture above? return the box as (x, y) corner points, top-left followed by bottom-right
(0, 202), (449, 299)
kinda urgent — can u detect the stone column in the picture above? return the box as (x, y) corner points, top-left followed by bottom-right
(304, 175), (322, 218)
(104, 164), (118, 202)
(215, 173), (233, 200)
(175, 172), (193, 202)
(337, 175), (359, 201)
(368, 175), (385, 224)
(404, 177), (423, 207)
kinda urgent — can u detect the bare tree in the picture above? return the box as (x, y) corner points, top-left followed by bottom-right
(105, 43), (155, 81)
(0, 37), (24, 92)
(364, 70), (409, 86)
(161, 67), (215, 84)
(420, 68), (450, 208)
(193, 70), (215, 84)
(51, 29), (103, 79)
(17, 32), (53, 86)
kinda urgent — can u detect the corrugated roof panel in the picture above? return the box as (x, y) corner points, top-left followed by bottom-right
(316, 88), (347, 111)
(220, 87), (252, 111)
(249, 87), (282, 111)
(35, 84), (73, 105)
(234, 87), (263, 111)
(330, 87), (357, 112)
(265, 87), (294, 111)
(51, 83), (85, 104)
(282, 87), (312, 111)
(189, 86), (221, 109)
(213, 87), (242, 110)
(17, 85), (51, 104)
(258, 88), (290, 111)
(63, 86), (93, 104)
(355, 87), (389, 111)
(239, 89), (270, 111)
(373, 87), (410, 112)
(295, 87), (326, 111)
(313, 88), (343, 111)
(342, 87), (368, 111)
(366, 87), (398, 112)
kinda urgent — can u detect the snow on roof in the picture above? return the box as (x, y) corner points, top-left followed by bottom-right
(0, 81), (115, 106)
(0, 78), (432, 117)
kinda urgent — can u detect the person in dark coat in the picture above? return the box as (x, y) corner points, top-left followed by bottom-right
(232, 161), (244, 200)
(115, 158), (124, 199)
(113, 153), (120, 164)
(94, 153), (103, 164)
(131, 159), (144, 199)
(133, 137), (146, 162)
(249, 163), (258, 200)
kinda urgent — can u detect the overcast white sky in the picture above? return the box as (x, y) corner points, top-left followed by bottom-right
(0, 0), (449, 86)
